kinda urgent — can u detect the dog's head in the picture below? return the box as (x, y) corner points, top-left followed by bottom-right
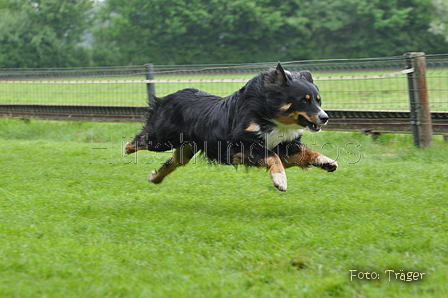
(267, 63), (328, 132)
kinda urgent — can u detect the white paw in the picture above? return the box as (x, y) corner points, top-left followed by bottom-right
(271, 171), (287, 191)
(148, 171), (158, 183)
(315, 156), (338, 172)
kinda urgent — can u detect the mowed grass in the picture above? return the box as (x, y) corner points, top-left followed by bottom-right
(1, 68), (448, 111)
(0, 118), (447, 297)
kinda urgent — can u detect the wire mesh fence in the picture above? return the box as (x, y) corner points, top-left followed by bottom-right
(0, 66), (147, 106)
(0, 54), (447, 112)
(425, 56), (448, 112)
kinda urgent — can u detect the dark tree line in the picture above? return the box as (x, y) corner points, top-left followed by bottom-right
(0, 0), (93, 67)
(1, 0), (447, 67)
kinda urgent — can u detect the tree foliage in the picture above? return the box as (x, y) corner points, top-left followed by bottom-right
(429, 0), (448, 42)
(0, 0), (447, 67)
(91, 0), (448, 65)
(91, 0), (315, 65)
(0, 0), (92, 68)
(307, 0), (448, 58)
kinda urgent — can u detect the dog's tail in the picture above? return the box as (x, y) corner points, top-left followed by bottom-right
(144, 93), (160, 121)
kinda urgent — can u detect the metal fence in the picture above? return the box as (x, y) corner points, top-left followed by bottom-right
(1, 54), (448, 143)
(1, 55), (447, 110)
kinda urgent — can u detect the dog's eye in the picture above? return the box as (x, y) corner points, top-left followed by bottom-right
(302, 94), (311, 104)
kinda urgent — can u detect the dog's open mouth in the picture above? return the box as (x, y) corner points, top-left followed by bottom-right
(308, 123), (322, 132)
(298, 115), (322, 132)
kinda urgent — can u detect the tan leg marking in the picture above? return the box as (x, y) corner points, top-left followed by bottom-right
(280, 145), (338, 172)
(232, 151), (287, 191)
(149, 144), (196, 184)
(125, 141), (147, 154)
(264, 155), (287, 191)
(233, 152), (243, 164)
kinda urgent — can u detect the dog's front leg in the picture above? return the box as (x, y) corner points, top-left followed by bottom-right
(233, 145), (287, 191)
(276, 141), (338, 172)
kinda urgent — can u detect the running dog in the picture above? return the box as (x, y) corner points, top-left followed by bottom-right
(125, 63), (338, 191)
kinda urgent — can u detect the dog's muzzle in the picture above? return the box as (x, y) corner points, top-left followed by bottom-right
(302, 111), (329, 132)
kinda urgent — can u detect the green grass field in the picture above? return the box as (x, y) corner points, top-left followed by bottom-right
(0, 118), (447, 297)
(1, 68), (447, 111)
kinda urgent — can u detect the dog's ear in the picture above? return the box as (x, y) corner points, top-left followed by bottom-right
(299, 70), (313, 83)
(276, 62), (289, 84)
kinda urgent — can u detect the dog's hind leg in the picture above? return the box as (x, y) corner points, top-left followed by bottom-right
(276, 141), (338, 172)
(148, 143), (197, 184)
(125, 132), (174, 154)
(125, 141), (146, 154)
(125, 132), (147, 154)
(233, 145), (287, 191)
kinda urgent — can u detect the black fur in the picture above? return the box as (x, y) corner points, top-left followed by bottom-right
(126, 63), (337, 191)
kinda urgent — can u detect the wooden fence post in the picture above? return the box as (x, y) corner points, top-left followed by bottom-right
(145, 63), (156, 103)
(404, 52), (433, 147)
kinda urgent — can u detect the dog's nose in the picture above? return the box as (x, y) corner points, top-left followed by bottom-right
(320, 115), (329, 123)
(319, 113), (329, 124)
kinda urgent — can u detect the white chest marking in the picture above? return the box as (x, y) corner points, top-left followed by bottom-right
(263, 121), (304, 149)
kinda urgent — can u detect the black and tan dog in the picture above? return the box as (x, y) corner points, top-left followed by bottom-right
(126, 63), (337, 191)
